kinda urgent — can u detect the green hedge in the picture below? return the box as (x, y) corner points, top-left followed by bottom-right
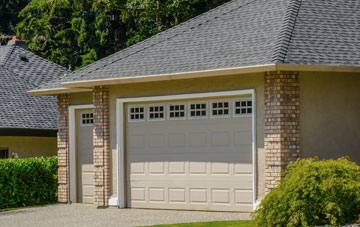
(251, 157), (360, 226)
(0, 156), (58, 209)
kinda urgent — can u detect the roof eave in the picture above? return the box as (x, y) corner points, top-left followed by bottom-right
(61, 64), (277, 88)
(28, 87), (93, 96)
(277, 64), (360, 72)
(28, 63), (360, 96)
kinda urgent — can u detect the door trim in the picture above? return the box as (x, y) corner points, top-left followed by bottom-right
(116, 89), (257, 209)
(69, 104), (94, 203)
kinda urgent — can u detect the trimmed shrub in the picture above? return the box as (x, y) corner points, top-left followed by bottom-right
(251, 157), (360, 227)
(0, 156), (58, 209)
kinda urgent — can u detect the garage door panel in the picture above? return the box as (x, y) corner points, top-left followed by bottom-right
(126, 97), (253, 212)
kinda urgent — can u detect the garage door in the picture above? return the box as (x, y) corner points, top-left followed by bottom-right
(126, 97), (253, 212)
(76, 109), (95, 204)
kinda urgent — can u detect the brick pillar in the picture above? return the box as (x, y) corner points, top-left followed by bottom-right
(93, 86), (110, 207)
(57, 94), (70, 202)
(264, 71), (300, 192)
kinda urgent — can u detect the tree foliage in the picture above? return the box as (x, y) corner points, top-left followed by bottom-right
(0, 0), (30, 35)
(16, 0), (230, 69)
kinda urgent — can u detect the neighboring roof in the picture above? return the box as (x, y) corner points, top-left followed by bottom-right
(0, 45), (70, 129)
(35, 0), (360, 92)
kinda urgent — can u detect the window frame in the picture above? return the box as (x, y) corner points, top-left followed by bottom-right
(128, 105), (146, 122)
(188, 101), (208, 119)
(210, 99), (231, 119)
(147, 104), (166, 121)
(233, 98), (253, 117)
(80, 111), (94, 126)
(167, 102), (186, 120)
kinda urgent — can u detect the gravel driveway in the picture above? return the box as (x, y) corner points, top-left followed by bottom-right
(0, 204), (250, 227)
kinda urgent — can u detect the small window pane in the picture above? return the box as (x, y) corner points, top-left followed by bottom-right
(129, 106), (145, 121)
(81, 111), (94, 126)
(149, 105), (165, 120)
(234, 99), (252, 117)
(211, 101), (230, 118)
(169, 104), (186, 120)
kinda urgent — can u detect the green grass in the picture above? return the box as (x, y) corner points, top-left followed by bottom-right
(0, 205), (46, 212)
(144, 220), (252, 227)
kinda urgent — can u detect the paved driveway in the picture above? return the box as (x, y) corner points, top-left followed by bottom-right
(0, 204), (250, 227)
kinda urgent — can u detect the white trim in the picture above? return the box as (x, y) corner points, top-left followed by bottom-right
(147, 104), (166, 121)
(69, 104), (94, 203)
(188, 101), (208, 119)
(127, 105), (146, 122)
(210, 99), (231, 119)
(108, 197), (118, 206)
(116, 89), (257, 210)
(167, 102), (186, 120)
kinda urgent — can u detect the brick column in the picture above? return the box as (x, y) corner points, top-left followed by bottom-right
(57, 94), (70, 202)
(93, 86), (110, 207)
(264, 71), (300, 192)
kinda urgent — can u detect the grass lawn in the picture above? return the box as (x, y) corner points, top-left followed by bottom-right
(0, 205), (46, 212)
(145, 220), (252, 227)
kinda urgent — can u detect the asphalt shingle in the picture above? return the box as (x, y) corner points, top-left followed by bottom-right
(0, 46), (69, 129)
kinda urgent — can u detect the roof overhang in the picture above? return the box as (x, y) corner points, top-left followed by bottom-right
(28, 64), (360, 96)
(28, 87), (93, 96)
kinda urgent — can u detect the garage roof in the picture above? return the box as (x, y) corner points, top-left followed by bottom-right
(0, 45), (69, 129)
(34, 0), (360, 92)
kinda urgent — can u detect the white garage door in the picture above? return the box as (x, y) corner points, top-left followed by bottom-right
(126, 97), (253, 212)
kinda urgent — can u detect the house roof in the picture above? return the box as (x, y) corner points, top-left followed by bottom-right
(0, 45), (69, 130)
(34, 0), (360, 92)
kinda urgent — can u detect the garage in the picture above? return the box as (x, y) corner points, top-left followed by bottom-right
(123, 92), (255, 212)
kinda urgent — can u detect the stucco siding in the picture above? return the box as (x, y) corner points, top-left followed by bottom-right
(300, 72), (360, 164)
(0, 136), (57, 158)
(109, 73), (266, 201)
(69, 92), (93, 105)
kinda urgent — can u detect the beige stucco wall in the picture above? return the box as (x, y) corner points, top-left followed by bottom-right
(299, 72), (360, 164)
(0, 136), (57, 158)
(107, 73), (266, 201)
(69, 92), (93, 105)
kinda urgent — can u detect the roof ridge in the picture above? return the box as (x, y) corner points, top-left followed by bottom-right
(74, 0), (257, 76)
(0, 46), (15, 66)
(272, 0), (302, 64)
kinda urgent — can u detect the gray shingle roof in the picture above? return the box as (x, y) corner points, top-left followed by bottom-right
(0, 46), (69, 129)
(37, 0), (360, 90)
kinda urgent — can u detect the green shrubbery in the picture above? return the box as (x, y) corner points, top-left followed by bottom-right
(0, 156), (58, 209)
(252, 157), (360, 227)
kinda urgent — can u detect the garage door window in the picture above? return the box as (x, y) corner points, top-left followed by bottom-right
(168, 103), (186, 120)
(189, 102), (207, 119)
(129, 105), (145, 122)
(148, 105), (165, 121)
(211, 100), (230, 118)
(81, 112), (94, 126)
(234, 99), (252, 116)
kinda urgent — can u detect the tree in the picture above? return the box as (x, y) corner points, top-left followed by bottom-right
(0, 0), (30, 35)
(124, 0), (230, 46)
(16, 0), (230, 69)
(17, 0), (127, 69)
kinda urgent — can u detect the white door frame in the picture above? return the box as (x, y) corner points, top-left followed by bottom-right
(68, 104), (94, 203)
(115, 89), (257, 209)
